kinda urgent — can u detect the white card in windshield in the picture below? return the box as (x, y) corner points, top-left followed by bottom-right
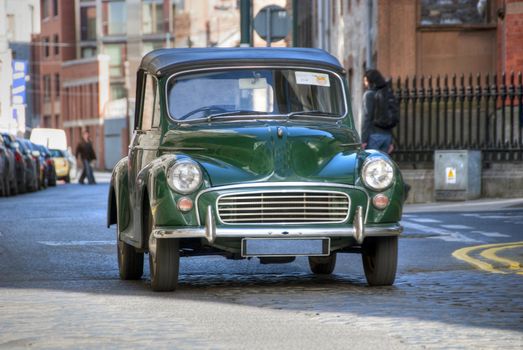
(239, 77), (268, 90)
(295, 71), (330, 87)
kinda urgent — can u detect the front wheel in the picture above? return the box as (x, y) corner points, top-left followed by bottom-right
(146, 207), (179, 292)
(308, 253), (337, 274)
(362, 236), (398, 286)
(149, 237), (180, 292)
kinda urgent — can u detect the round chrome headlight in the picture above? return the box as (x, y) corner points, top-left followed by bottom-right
(167, 160), (203, 194)
(361, 158), (394, 191)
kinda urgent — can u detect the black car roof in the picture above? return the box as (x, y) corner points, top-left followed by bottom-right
(139, 47), (344, 76)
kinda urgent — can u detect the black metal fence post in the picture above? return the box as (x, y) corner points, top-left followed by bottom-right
(391, 71), (523, 165)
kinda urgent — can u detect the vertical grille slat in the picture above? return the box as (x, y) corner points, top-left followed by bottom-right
(217, 191), (350, 224)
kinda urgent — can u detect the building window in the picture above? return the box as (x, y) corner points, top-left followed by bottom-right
(43, 37), (50, 57)
(55, 74), (60, 97)
(43, 0), (50, 19)
(81, 46), (97, 58)
(43, 75), (51, 102)
(143, 0), (165, 34)
(172, 0), (184, 11)
(53, 34), (59, 55)
(420, 0), (493, 26)
(80, 5), (97, 41)
(6, 14), (15, 39)
(43, 115), (52, 127)
(142, 41), (164, 56)
(52, 0), (58, 16)
(104, 44), (126, 77)
(102, 0), (127, 36)
(110, 83), (126, 100)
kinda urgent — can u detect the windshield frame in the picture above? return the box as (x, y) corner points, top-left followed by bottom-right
(164, 65), (349, 124)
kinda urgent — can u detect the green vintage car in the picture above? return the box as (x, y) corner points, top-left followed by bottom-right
(107, 48), (404, 291)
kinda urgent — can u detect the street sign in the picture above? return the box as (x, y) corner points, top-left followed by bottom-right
(12, 60), (28, 105)
(253, 5), (291, 46)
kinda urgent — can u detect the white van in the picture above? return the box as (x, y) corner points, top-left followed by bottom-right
(30, 128), (77, 180)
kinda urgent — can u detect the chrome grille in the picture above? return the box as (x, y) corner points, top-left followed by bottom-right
(217, 191), (350, 224)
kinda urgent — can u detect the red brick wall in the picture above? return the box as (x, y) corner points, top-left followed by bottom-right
(37, 0), (76, 130)
(498, 0), (523, 74)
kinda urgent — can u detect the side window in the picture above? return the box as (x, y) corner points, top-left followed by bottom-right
(140, 74), (161, 131)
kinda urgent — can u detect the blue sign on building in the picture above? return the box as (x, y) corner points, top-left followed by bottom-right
(12, 60), (28, 105)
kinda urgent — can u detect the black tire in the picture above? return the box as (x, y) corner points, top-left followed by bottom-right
(116, 223), (144, 280)
(10, 178), (17, 196)
(48, 168), (57, 187)
(147, 207), (180, 292)
(308, 253), (337, 274)
(362, 236), (398, 286)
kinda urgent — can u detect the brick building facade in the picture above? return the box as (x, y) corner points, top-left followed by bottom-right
(498, 0), (523, 74)
(61, 57), (109, 169)
(300, 0), (523, 130)
(33, 0), (75, 130)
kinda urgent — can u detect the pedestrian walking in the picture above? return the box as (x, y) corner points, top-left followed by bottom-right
(361, 69), (399, 153)
(76, 130), (97, 185)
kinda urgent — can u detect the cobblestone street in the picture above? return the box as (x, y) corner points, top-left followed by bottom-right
(0, 180), (522, 349)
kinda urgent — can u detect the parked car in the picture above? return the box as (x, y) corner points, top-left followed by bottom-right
(2, 133), (26, 194)
(49, 148), (70, 183)
(15, 138), (39, 192)
(0, 136), (8, 196)
(36, 144), (57, 187)
(107, 48), (405, 292)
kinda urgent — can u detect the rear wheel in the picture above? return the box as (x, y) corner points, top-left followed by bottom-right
(362, 236), (398, 286)
(147, 207), (180, 292)
(308, 253), (337, 274)
(116, 216), (144, 280)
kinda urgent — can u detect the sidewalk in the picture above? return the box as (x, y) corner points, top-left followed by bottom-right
(70, 171), (112, 184)
(405, 197), (523, 213)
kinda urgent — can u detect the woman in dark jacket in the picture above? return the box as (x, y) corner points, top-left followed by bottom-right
(361, 69), (393, 153)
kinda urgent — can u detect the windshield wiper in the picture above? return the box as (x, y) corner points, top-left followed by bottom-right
(286, 110), (341, 119)
(203, 110), (268, 121)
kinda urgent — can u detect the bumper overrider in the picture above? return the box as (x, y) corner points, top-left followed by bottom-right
(152, 205), (402, 245)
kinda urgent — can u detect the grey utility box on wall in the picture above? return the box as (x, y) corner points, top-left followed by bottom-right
(434, 150), (482, 201)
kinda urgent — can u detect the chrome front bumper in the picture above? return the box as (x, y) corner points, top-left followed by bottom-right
(152, 206), (402, 244)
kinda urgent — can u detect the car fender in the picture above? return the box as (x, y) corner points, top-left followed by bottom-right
(107, 157), (130, 230)
(134, 154), (178, 248)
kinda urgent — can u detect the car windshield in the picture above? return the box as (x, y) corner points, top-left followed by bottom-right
(50, 149), (64, 157)
(167, 68), (345, 121)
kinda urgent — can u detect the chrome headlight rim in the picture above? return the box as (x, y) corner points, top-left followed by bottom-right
(167, 159), (203, 195)
(361, 157), (395, 191)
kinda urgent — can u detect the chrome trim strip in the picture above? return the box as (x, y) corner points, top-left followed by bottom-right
(194, 182), (370, 226)
(152, 224), (402, 240)
(215, 189), (350, 225)
(164, 65), (349, 123)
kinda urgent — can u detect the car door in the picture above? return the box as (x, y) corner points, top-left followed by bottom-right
(127, 72), (162, 245)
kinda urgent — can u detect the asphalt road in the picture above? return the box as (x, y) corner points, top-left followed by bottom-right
(0, 178), (522, 349)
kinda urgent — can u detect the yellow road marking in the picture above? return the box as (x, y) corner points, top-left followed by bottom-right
(480, 244), (523, 270)
(452, 241), (523, 275)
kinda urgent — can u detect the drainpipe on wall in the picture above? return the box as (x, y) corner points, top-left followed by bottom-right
(366, 0), (373, 69)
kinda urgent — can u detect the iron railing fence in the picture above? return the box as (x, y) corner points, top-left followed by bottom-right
(391, 72), (523, 165)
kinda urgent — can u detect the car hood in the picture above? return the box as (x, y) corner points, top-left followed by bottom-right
(162, 121), (361, 186)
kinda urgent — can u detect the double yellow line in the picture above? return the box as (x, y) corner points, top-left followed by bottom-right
(452, 241), (523, 275)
